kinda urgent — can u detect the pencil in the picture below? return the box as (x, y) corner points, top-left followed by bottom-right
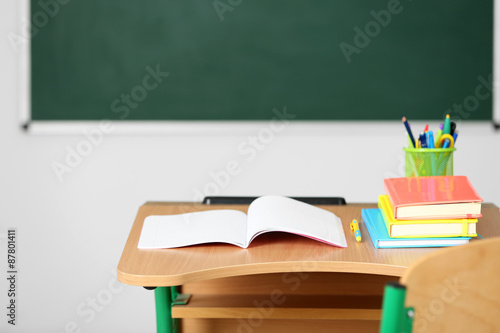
(402, 116), (416, 149)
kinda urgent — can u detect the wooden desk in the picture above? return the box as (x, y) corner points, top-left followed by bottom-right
(117, 202), (500, 333)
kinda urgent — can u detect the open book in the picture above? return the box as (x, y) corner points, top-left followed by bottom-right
(138, 195), (347, 249)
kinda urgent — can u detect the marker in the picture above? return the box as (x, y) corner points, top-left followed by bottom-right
(443, 114), (451, 135)
(350, 219), (361, 242)
(453, 131), (458, 145)
(426, 131), (435, 148)
(427, 131), (436, 175)
(402, 116), (416, 149)
(419, 132), (427, 148)
(434, 123), (443, 146)
(424, 124), (429, 133)
(450, 122), (456, 135)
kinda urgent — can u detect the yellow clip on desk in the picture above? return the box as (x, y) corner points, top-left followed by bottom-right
(117, 202), (500, 333)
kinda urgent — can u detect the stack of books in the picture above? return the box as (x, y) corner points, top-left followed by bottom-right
(362, 176), (483, 248)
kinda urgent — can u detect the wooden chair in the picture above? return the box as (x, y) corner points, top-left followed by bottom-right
(379, 237), (500, 333)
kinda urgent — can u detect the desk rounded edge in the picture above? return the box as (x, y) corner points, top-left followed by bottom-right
(117, 261), (406, 287)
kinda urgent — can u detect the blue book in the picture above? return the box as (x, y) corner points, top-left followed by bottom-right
(361, 209), (471, 249)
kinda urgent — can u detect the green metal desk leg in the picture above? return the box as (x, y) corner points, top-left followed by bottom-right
(155, 287), (173, 333)
(379, 282), (413, 333)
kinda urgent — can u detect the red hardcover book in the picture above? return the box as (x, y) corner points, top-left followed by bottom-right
(383, 176), (483, 220)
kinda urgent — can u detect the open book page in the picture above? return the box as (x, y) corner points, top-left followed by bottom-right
(138, 210), (248, 249)
(246, 196), (347, 248)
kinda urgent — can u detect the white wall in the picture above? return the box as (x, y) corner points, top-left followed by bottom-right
(1, 2), (500, 333)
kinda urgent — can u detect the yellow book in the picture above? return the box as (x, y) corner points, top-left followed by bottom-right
(378, 195), (477, 238)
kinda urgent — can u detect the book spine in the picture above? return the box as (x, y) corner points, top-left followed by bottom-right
(378, 201), (394, 238)
(361, 209), (380, 249)
(383, 181), (400, 218)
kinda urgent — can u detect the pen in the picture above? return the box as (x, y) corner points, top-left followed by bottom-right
(452, 131), (458, 145)
(402, 116), (416, 149)
(350, 219), (362, 242)
(351, 219), (361, 243)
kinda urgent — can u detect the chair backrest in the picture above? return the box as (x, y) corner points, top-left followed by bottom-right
(400, 237), (500, 332)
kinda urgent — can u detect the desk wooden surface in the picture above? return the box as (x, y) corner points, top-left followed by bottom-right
(117, 203), (500, 287)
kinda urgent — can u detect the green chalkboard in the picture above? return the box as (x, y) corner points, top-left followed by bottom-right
(31, 0), (493, 121)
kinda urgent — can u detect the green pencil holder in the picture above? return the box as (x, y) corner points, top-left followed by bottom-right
(403, 148), (455, 177)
